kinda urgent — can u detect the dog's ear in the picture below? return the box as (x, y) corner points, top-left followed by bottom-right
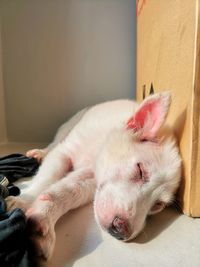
(127, 92), (171, 140)
(148, 201), (165, 215)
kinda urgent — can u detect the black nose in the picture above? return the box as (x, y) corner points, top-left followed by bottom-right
(108, 217), (129, 240)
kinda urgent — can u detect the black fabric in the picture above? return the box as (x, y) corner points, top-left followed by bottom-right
(0, 154), (39, 183)
(0, 184), (9, 198)
(0, 154), (40, 266)
(8, 185), (21, 197)
(0, 197), (37, 267)
(0, 174), (21, 198)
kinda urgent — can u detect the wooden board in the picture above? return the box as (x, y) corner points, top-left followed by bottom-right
(137, 0), (200, 217)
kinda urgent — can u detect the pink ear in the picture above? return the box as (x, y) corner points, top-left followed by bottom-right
(127, 92), (171, 140)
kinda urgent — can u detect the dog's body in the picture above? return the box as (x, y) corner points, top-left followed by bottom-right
(6, 92), (182, 260)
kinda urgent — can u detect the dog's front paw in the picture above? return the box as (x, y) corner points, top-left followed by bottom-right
(26, 149), (46, 163)
(6, 196), (29, 212)
(26, 210), (56, 260)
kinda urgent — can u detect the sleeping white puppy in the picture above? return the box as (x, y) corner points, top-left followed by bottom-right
(6, 92), (182, 260)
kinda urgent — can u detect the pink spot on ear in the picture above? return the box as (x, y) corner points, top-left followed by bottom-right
(38, 194), (51, 201)
(126, 116), (138, 131)
(127, 98), (162, 140)
(137, 100), (159, 127)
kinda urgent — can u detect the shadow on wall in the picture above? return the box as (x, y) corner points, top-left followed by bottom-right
(0, 0), (136, 143)
(173, 109), (187, 147)
(173, 109), (187, 211)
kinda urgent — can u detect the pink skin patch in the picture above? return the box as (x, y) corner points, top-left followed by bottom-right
(67, 158), (73, 172)
(38, 194), (52, 201)
(95, 197), (129, 228)
(26, 208), (34, 216)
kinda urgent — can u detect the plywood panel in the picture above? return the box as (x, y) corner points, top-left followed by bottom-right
(137, 0), (200, 216)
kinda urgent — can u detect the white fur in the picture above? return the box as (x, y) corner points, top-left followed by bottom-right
(6, 93), (181, 260)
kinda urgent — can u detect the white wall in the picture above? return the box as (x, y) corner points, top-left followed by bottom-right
(0, 0), (135, 143)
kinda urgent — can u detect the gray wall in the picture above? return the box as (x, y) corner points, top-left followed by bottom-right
(0, 0), (135, 143)
(0, 23), (6, 144)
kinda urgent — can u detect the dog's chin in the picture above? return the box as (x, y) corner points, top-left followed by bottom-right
(129, 225), (146, 242)
(123, 222), (146, 242)
(123, 232), (139, 242)
(99, 224), (142, 242)
(103, 229), (138, 242)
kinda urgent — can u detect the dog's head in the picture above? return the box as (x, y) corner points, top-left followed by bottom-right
(94, 92), (181, 241)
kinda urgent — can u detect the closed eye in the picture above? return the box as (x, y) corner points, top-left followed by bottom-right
(137, 163), (143, 179)
(131, 162), (149, 185)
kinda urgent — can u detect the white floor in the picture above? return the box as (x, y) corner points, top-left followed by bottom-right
(42, 204), (200, 267)
(1, 143), (200, 267)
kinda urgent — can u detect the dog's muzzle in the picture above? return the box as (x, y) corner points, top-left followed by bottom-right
(108, 216), (131, 240)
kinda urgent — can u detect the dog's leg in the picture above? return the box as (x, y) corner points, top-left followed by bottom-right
(26, 168), (95, 260)
(24, 143), (73, 199)
(6, 143), (72, 211)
